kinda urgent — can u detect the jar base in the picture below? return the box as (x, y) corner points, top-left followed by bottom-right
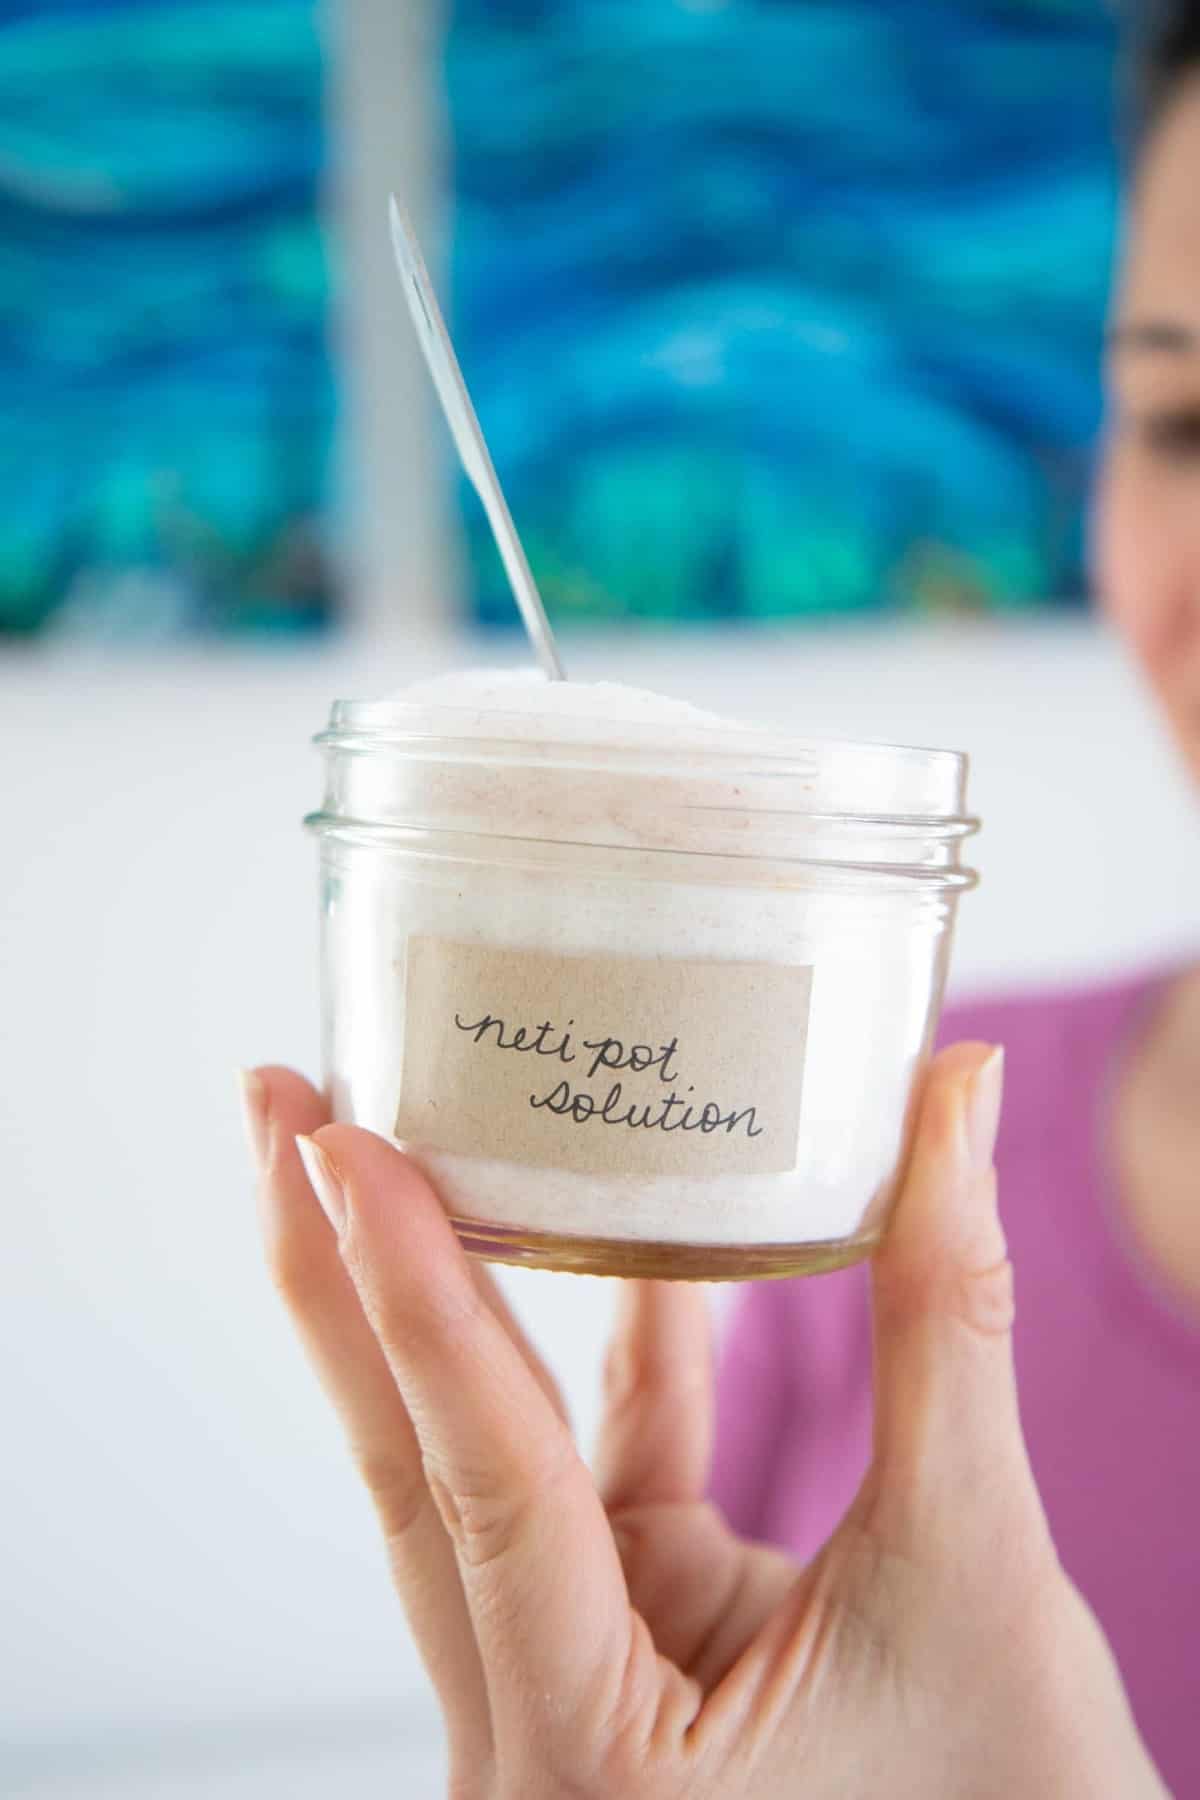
(449, 1216), (881, 1281)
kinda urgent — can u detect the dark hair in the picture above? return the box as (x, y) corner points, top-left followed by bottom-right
(1135, 2), (1200, 146)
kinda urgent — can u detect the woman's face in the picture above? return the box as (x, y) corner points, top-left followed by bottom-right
(1099, 74), (1200, 789)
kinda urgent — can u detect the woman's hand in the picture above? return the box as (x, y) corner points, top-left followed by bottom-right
(240, 1048), (1165, 1799)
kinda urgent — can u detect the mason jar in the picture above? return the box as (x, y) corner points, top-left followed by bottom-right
(305, 683), (978, 1281)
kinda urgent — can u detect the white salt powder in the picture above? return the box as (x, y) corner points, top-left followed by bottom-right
(390, 667), (741, 734)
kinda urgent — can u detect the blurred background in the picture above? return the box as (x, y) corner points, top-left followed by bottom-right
(4, 1), (1199, 1794)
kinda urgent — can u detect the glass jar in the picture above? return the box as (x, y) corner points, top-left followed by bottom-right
(306, 691), (978, 1280)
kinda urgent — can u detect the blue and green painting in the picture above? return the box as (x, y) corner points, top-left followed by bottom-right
(0, 0), (334, 637)
(1, 1), (1121, 637)
(446, 0), (1121, 625)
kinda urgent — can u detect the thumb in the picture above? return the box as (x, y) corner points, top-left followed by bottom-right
(868, 1043), (1044, 1548)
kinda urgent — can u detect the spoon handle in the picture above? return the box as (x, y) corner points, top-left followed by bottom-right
(388, 196), (566, 681)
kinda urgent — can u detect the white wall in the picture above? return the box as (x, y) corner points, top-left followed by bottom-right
(3, 620), (1198, 1798)
(325, 0), (453, 636)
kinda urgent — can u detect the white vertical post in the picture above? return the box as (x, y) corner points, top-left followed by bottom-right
(327, 0), (458, 643)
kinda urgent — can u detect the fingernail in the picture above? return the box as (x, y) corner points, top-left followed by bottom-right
(296, 1135), (346, 1233)
(966, 1047), (1005, 1176)
(238, 1068), (270, 1166)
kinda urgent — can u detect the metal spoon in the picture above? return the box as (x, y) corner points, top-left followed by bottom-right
(388, 195), (566, 681)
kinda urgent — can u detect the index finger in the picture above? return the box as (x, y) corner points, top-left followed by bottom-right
(299, 1125), (639, 1746)
(245, 1070), (492, 1761)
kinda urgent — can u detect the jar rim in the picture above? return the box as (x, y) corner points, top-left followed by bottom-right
(322, 696), (968, 775)
(319, 698), (970, 817)
(311, 698), (978, 874)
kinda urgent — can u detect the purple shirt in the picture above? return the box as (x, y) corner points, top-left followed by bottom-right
(712, 976), (1200, 1798)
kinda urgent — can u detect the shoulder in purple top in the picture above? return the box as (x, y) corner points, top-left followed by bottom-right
(710, 973), (1200, 1798)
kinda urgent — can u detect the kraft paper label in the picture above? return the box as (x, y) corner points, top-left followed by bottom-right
(394, 937), (813, 1178)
